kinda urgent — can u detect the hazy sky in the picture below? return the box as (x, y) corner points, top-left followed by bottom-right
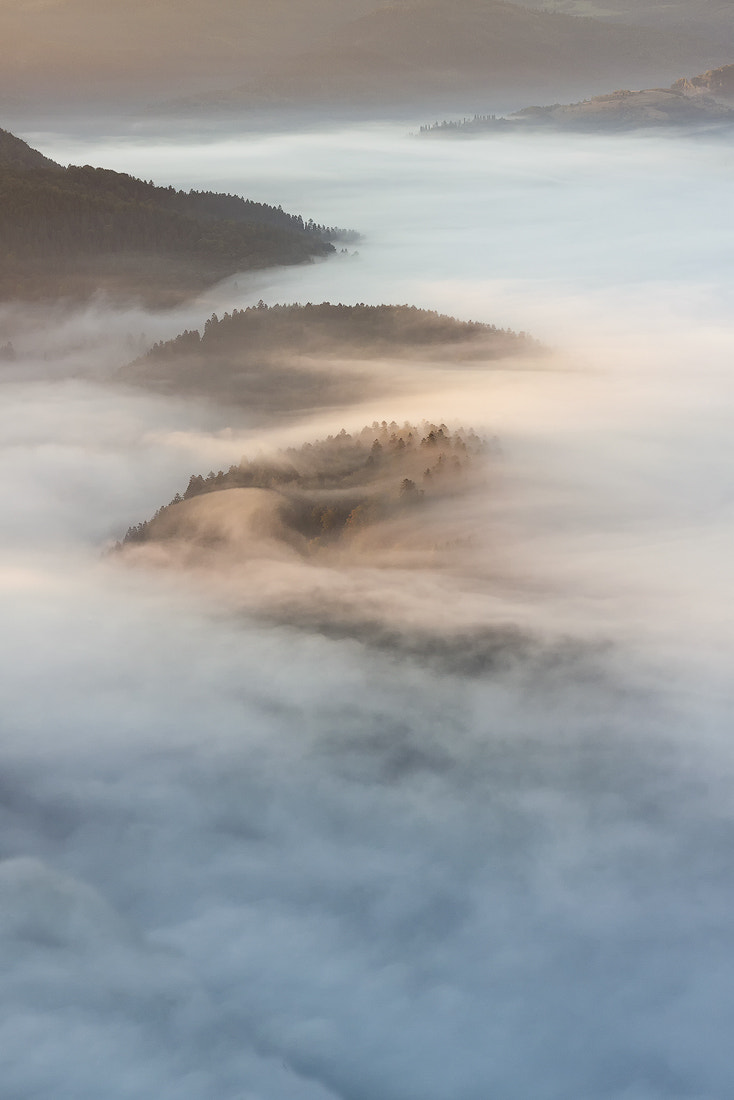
(3, 0), (727, 115)
(2, 121), (734, 1098)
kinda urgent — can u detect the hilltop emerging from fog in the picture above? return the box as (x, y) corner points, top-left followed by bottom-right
(421, 67), (734, 135)
(0, 127), (343, 306)
(121, 419), (488, 559)
(673, 63), (734, 101)
(119, 302), (537, 416)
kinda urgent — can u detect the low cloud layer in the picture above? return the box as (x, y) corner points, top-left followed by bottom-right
(1, 122), (734, 1098)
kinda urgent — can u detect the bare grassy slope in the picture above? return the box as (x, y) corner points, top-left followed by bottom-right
(673, 64), (734, 102)
(512, 86), (734, 130)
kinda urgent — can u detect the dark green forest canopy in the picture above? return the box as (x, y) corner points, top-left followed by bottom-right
(0, 129), (350, 305)
(118, 302), (538, 415)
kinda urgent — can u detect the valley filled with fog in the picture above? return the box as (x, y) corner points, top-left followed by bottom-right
(2, 121), (734, 1098)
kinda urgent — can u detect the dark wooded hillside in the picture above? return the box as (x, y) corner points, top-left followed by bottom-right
(0, 130), (343, 304)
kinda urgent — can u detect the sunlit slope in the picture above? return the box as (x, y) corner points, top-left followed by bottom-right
(188, 0), (726, 112)
(117, 419), (562, 671)
(120, 420), (488, 562)
(673, 63), (734, 102)
(0, 131), (337, 305)
(511, 86), (734, 131)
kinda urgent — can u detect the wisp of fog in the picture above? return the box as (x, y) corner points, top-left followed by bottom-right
(2, 122), (734, 1099)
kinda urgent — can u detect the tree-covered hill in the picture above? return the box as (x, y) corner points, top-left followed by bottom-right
(140, 301), (530, 357)
(116, 417), (567, 676)
(119, 301), (537, 414)
(0, 130), (344, 305)
(1, 0), (728, 114)
(0, 127), (62, 171)
(120, 420), (489, 555)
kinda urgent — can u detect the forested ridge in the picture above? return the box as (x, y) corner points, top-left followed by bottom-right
(140, 301), (533, 359)
(0, 128), (61, 171)
(118, 302), (537, 415)
(0, 127), (349, 304)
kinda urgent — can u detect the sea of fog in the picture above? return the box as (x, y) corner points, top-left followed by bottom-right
(2, 121), (734, 1099)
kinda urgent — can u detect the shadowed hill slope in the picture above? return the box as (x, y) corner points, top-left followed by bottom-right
(0, 127), (62, 170)
(119, 302), (538, 414)
(0, 130), (340, 305)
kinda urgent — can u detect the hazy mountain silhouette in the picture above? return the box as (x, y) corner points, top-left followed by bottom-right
(510, 0), (734, 52)
(1, 0), (726, 112)
(0, 0), (376, 106)
(173, 0), (727, 114)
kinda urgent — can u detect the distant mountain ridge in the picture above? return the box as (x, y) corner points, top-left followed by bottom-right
(169, 0), (729, 114)
(0, 0), (377, 103)
(0, 0), (727, 112)
(510, 1), (734, 46)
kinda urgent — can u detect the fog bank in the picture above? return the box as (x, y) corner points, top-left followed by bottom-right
(2, 122), (734, 1098)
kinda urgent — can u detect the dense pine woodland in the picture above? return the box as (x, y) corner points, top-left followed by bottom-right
(142, 301), (532, 359)
(117, 302), (537, 413)
(0, 127), (348, 303)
